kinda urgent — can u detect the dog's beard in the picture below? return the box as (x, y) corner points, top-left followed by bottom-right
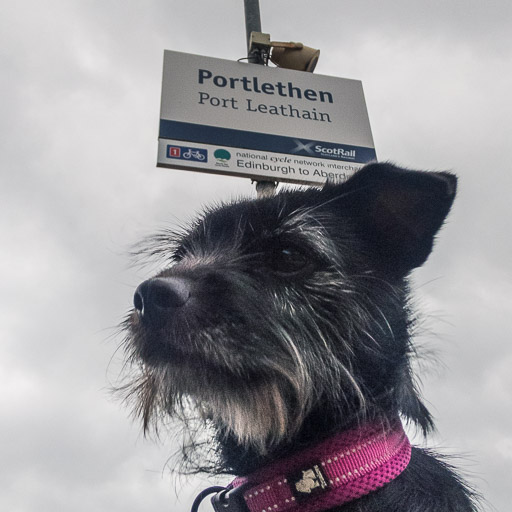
(123, 339), (359, 458)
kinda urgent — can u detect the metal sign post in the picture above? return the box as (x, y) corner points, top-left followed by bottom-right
(244, 0), (263, 63)
(244, 0), (277, 197)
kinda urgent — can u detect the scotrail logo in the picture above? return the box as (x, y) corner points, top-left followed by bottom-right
(291, 139), (356, 160)
(315, 146), (356, 159)
(167, 145), (207, 162)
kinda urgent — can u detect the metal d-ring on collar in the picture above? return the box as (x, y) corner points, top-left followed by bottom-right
(191, 484), (250, 512)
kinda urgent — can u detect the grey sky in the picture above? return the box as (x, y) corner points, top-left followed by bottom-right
(1, 1), (510, 511)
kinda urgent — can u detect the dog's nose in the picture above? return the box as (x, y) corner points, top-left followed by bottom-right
(134, 277), (191, 326)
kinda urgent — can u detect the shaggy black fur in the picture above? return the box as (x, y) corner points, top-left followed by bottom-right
(122, 163), (479, 511)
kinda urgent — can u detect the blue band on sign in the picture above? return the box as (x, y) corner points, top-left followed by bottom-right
(159, 119), (377, 164)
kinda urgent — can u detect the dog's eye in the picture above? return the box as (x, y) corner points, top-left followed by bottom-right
(269, 246), (310, 275)
(173, 249), (185, 262)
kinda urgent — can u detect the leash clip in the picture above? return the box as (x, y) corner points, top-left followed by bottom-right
(191, 485), (249, 512)
(211, 485), (249, 512)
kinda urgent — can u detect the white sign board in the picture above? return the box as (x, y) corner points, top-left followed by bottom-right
(158, 50), (376, 185)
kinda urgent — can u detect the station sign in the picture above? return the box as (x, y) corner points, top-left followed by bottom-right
(158, 50), (376, 185)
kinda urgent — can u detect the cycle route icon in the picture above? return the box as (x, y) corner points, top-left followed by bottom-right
(167, 145), (208, 162)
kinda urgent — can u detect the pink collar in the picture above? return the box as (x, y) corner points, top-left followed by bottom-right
(230, 419), (411, 512)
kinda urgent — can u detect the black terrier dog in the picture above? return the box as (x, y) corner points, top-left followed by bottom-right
(123, 163), (478, 511)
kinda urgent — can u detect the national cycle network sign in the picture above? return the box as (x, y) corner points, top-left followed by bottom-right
(157, 50), (376, 185)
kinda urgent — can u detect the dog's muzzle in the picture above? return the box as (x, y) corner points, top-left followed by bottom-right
(134, 277), (191, 328)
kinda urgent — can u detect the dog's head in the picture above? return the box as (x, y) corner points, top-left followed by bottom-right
(122, 163), (457, 463)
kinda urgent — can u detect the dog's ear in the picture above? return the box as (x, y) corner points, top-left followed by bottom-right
(334, 163), (457, 276)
